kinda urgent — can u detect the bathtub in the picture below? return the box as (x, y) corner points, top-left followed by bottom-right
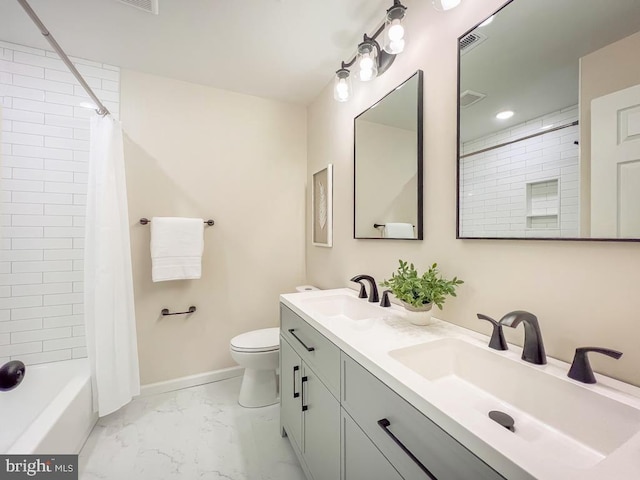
(1, 358), (97, 454)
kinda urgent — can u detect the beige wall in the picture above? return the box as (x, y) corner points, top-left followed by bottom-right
(579, 31), (640, 235)
(121, 70), (306, 384)
(306, 0), (640, 386)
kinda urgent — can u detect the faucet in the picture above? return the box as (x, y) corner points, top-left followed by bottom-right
(567, 347), (622, 384)
(350, 275), (379, 303)
(499, 310), (546, 365)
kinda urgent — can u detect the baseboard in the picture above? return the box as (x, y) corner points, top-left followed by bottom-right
(140, 366), (244, 397)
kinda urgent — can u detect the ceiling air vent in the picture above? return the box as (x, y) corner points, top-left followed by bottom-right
(459, 31), (486, 55)
(115, 0), (159, 14)
(460, 90), (486, 108)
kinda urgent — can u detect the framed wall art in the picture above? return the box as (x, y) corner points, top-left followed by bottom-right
(312, 164), (333, 247)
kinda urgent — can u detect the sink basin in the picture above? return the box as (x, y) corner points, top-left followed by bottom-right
(299, 295), (386, 321)
(389, 338), (640, 467)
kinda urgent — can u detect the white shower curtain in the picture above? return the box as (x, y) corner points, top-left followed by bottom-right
(85, 114), (140, 417)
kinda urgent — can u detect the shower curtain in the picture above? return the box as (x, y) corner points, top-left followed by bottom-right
(85, 114), (140, 417)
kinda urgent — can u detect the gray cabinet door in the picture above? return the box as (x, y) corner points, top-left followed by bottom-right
(342, 409), (404, 480)
(280, 336), (303, 452)
(303, 363), (340, 480)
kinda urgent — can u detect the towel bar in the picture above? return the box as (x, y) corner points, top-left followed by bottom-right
(161, 306), (196, 316)
(140, 218), (215, 226)
(374, 223), (415, 228)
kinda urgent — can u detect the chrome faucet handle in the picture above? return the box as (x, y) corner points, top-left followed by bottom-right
(567, 347), (623, 384)
(477, 313), (508, 351)
(380, 290), (392, 307)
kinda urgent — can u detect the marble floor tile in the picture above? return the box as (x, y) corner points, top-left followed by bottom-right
(79, 377), (306, 480)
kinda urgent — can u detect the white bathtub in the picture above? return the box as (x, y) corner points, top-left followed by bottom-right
(1, 358), (97, 454)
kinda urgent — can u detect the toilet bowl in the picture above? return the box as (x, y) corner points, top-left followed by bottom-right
(230, 327), (280, 408)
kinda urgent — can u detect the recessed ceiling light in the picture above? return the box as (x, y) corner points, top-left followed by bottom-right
(479, 15), (494, 27)
(496, 110), (514, 120)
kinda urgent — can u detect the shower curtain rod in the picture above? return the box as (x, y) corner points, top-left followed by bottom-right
(16, 0), (110, 116)
(460, 120), (578, 159)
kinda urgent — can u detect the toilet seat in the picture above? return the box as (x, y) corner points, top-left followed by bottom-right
(230, 327), (280, 353)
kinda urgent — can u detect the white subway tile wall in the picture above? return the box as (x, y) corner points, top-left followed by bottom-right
(0, 40), (120, 365)
(460, 106), (579, 238)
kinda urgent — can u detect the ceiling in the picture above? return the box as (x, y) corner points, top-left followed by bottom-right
(460, 0), (640, 143)
(0, 0), (391, 105)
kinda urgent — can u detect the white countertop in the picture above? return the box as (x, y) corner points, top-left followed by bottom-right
(280, 288), (640, 480)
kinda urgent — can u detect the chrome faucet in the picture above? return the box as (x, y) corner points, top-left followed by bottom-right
(350, 275), (379, 303)
(500, 310), (546, 365)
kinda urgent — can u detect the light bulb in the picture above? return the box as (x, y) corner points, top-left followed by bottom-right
(359, 54), (374, 71)
(336, 81), (349, 100)
(359, 68), (374, 82)
(388, 20), (404, 41)
(388, 39), (405, 54)
(333, 68), (352, 102)
(383, 5), (407, 55)
(357, 39), (378, 81)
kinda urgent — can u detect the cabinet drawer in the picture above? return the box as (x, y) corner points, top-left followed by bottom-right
(342, 353), (505, 480)
(342, 409), (404, 480)
(281, 304), (340, 397)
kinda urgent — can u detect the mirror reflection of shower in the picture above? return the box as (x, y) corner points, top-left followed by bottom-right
(458, 0), (640, 240)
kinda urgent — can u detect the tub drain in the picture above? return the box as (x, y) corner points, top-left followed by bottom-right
(489, 410), (515, 432)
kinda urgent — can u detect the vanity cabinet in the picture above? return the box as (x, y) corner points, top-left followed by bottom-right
(280, 303), (505, 480)
(280, 305), (340, 480)
(341, 353), (505, 480)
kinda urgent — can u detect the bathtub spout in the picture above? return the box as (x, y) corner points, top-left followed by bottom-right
(0, 361), (26, 392)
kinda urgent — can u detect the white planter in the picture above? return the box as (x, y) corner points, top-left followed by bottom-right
(401, 301), (434, 326)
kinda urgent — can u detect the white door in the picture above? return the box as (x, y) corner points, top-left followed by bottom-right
(591, 83), (640, 238)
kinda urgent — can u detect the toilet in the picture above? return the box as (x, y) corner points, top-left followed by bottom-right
(230, 327), (280, 408)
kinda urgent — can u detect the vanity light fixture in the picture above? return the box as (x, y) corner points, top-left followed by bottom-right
(383, 1), (407, 54)
(496, 110), (514, 120)
(333, 0), (407, 102)
(432, 0), (462, 12)
(334, 67), (352, 102)
(357, 36), (379, 81)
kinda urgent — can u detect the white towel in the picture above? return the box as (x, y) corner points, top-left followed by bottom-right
(150, 217), (204, 282)
(384, 223), (414, 239)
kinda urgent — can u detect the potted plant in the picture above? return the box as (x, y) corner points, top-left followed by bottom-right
(381, 260), (463, 325)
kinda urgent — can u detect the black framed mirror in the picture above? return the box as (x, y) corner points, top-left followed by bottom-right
(457, 0), (640, 240)
(354, 70), (423, 239)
